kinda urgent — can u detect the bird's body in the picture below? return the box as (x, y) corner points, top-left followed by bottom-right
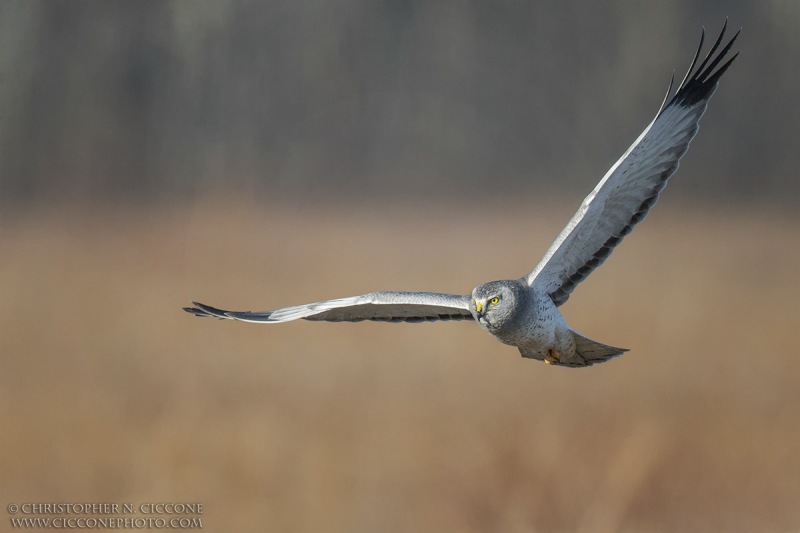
(185, 23), (740, 367)
(469, 279), (624, 366)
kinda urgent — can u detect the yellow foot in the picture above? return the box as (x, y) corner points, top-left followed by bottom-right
(544, 349), (561, 366)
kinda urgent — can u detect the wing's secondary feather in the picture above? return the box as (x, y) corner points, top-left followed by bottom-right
(526, 22), (739, 306)
(184, 291), (473, 324)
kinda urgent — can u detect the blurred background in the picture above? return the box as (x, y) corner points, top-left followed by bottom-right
(1, 1), (799, 532)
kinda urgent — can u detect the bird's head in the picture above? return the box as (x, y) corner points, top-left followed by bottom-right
(470, 279), (527, 332)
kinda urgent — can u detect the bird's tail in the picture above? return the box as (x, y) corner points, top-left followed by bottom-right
(569, 330), (628, 367)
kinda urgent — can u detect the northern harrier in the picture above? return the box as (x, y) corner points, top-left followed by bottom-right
(185, 23), (739, 367)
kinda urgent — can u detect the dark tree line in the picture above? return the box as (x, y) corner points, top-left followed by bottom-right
(1, 1), (797, 205)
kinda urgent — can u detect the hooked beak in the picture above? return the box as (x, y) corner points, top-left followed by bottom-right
(473, 299), (484, 317)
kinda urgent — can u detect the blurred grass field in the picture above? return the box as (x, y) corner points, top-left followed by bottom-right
(1, 198), (798, 532)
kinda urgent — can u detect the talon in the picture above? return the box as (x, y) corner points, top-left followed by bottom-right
(545, 349), (561, 366)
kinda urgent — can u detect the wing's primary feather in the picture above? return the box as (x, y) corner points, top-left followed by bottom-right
(184, 291), (473, 324)
(526, 22), (739, 306)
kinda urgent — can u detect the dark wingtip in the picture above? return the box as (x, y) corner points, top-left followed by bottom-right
(183, 306), (208, 317)
(184, 301), (231, 319)
(662, 20), (740, 112)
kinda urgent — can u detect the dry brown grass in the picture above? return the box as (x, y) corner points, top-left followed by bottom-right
(1, 198), (799, 532)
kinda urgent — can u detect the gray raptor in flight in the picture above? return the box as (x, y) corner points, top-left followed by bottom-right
(185, 23), (739, 367)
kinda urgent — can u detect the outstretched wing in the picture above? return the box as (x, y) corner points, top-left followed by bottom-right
(526, 22), (739, 306)
(184, 291), (473, 323)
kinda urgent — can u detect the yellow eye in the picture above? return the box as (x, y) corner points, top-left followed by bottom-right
(489, 297), (500, 305)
